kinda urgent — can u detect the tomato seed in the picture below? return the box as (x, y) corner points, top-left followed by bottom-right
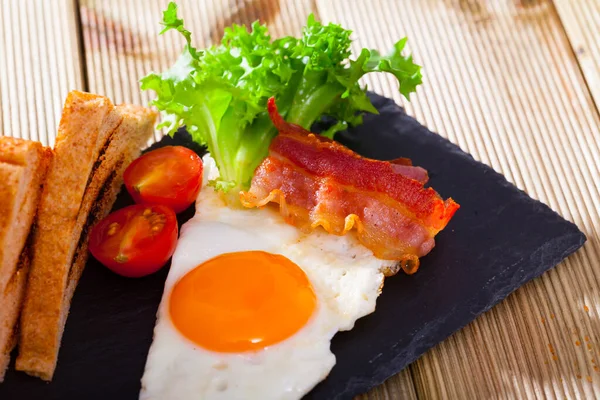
(107, 222), (120, 236)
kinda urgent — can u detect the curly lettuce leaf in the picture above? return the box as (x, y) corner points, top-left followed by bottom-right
(141, 2), (422, 198)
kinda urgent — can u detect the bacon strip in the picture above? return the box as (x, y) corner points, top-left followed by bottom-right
(240, 98), (459, 274)
(390, 158), (428, 184)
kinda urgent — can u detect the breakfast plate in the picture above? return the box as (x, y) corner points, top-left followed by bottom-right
(0, 92), (585, 400)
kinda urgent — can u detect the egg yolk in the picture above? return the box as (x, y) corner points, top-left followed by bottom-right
(169, 251), (317, 352)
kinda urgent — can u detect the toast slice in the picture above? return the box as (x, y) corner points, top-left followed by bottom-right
(17, 92), (156, 381)
(0, 137), (52, 382)
(65, 105), (157, 304)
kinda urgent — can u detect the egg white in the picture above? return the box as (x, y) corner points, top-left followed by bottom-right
(140, 155), (395, 400)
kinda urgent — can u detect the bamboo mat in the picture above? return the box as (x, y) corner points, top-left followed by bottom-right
(1, 0), (599, 398)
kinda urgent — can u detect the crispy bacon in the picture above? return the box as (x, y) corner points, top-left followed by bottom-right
(390, 158), (428, 184)
(240, 98), (459, 274)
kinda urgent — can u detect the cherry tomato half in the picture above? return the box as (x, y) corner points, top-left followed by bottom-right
(89, 204), (178, 277)
(124, 146), (203, 213)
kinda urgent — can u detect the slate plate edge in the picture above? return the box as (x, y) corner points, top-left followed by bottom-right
(332, 94), (588, 399)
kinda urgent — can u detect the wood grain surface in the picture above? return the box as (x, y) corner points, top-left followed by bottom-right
(0, 0), (84, 146)
(554, 0), (600, 111)
(1, 0), (599, 398)
(320, 1), (600, 398)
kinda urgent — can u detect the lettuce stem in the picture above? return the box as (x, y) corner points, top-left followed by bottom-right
(287, 80), (342, 129)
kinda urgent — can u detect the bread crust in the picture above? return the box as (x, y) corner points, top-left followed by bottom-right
(0, 138), (51, 293)
(16, 94), (156, 381)
(0, 246), (30, 382)
(0, 138), (51, 382)
(16, 91), (114, 380)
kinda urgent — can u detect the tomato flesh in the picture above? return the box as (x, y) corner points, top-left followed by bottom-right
(124, 146), (203, 213)
(89, 204), (178, 277)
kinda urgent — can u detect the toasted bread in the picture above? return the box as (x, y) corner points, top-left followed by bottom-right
(17, 92), (156, 381)
(66, 105), (157, 304)
(0, 137), (52, 382)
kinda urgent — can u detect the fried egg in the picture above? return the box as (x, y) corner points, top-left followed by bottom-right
(140, 155), (396, 400)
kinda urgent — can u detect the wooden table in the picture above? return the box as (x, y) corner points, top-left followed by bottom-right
(1, 0), (599, 398)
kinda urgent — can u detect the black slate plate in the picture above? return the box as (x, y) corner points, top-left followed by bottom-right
(0, 93), (585, 399)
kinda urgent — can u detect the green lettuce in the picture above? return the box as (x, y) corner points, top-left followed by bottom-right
(141, 2), (422, 196)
